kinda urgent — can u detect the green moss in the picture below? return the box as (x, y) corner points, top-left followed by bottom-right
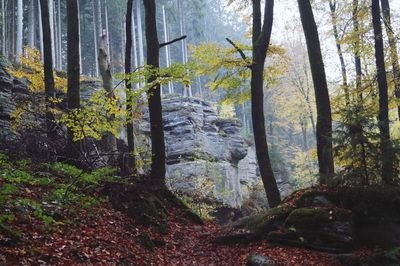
(286, 207), (351, 228)
(240, 205), (294, 233)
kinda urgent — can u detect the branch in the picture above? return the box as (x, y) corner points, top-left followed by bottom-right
(226, 38), (251, 69)
(159, 35), (187, 48)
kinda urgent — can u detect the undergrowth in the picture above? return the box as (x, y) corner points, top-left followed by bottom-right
(0, 152), (120, 241)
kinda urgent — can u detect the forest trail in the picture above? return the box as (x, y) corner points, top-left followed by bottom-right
(2, 203), (342, 266)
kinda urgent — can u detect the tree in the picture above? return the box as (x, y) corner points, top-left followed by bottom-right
(40, 0), (56, 138)
(66, 0), (81, 162)
(16, 0), (23, 62)
(380, 0), (400, 120)
(371, 0), (394, 183)
(125, 0), (136, 173)
(328, 0), (349, 104)
(143, 0), (166, 185)
(298, 0), (334, 184)
(250, 0), (281, 208)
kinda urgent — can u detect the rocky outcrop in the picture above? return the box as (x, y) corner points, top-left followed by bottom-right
(136, 96), (262, 207)
(225, 186), (400, 253)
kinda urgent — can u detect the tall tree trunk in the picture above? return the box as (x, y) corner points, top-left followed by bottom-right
(98, 37), (118, 165)
(143, 0), (166, 185)
(28, 0), (36, 48)
(298, 0), (334, 184)
(329, 0), (350, 104)
(353, 0), (363, 100)
(57, 0), (62, 69)
(16, 0), (23, 62)
(136, 0), (144, 67)
(162, 5), (173, 94)
(48, 0), (55, 65)
(251, 0), (281, 208)
(125, 0), (136, 173)
(105, 2), (111, 63)
(38, 0), (44, 61)
(40, 0), (56, 138)
(178, 0), (191, 97)
(381, 0), (400, 120)
(1, 0), (5, 56)
(92, 1), (99, 76)
(371, 0), (394, 183)
(77, 0), (82, 74)
(66, 0), (81, 162)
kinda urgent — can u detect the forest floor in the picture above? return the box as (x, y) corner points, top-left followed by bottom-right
(0, 154), (371, 265)
(2, 204), (346, 266)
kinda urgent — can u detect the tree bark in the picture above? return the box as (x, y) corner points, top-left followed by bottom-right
(329, 0), (350, 104)
(125, 0), (136, 173)
(298, 0), (334, 184)
(40, 0), (56, 138)
(353, 0), (363, 100)
(15, 0), (23, 62)
(66, 0), (81, 162)
(38, 0), (44, 61)
(371, 0), (394, 183)
(143, 0), (166, 185)
(136, 0), (144, 67)
(251, 0), (281, 208)
(28, 0), (36, 48)
(380, 0), (400, 120)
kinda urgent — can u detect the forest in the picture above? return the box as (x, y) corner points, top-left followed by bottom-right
(0, 0), (400, 265)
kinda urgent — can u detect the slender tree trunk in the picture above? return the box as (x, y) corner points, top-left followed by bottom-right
(57, 0), (62, 69)
(1, 0), (5, 56)
(105, 2), (111, 63)
(66, 0), (81, 162)
(136, 0), (144, 67)
(98, 39), (118, 165)
(251, 0), (281, 208)
(92, 1), (99, 76)
(381, 0), (400, 120)
(40, 0), (56, 138)
(132, 8), (138, 68)
(353, 0), (363, 100)
(125, 0), (136, 173)
(38, 0), (44, 61)
(28, 0), (36, 48)
(329, 0), (350, 104)
(162, 5), (172, 94)
(143, 0), (166, 185)
(298, 0), (334, 184)
(48, 0), (56, 65)
(77, 0), (82, 74)
(16, 0), (23, 62)
(371, 0), (394, 183)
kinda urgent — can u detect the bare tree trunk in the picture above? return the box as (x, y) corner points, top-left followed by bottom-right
(48, 0), (55, 65)
(143, 0), (166, 185)
(381, 0), (400, 120)
(1, 0), (5, 55)
(40, 0), (56, 138)
(66, 0), (81, 162)
(92, 1), (99, 76)
(178, 0), (191, 97)
(105, 2), (111, 63)
(98, 37), (118, 165)
(57, 0), (62, 69)
(77, 0), (82, 74)
(329, 0), (349, 104)
(16, 0), (23, 62)
(162, 5), (173, 94)
(125, 0), (136, 173)
(136, 0), (144, 67)
(251, 0), (281, 208)
(38, 0), (44, 61)
(298, 0), (334, 184)
(371, 0), (394, 184)
(28, 0), (36, 48)
(353, 0), (363, 100)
